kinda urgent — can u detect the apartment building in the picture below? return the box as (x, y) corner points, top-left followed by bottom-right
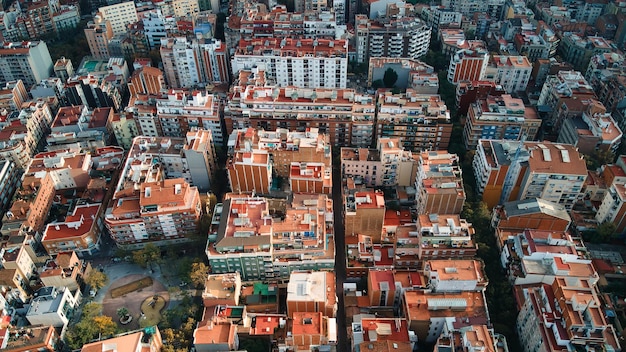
(25, 286), (80, 328)
(367, 58), (439, 93)
(559, 33), (613, 71)
(341, 139), (418, 188)
(151, 90), (225, 145)
(115, 134), (216, 194)
(537, 71), (596, 130)
(421, 6), (463, 33)
(557, 108), (622, 154)
(227, 150), (272, 194)
(447, 45), (490, 84)
(289, 162), (332, 194)
(415, 151), (465, 215)
(81, 327), (163, 352)
(41, 203), (103, 256)
(0, 246), (36, 289)
(202, 272), (242, 307)
(206, 195), (335, 282)
(473, 140), (587, 209)
(517, 278), (620, 352)
(414, 214), (477, 262)
(226, 86), (375, 147)
(0, 80), (28, 113)
(40, 251), (92, 291)
(352, 315), (414, 351)
(236, 9), (343, 42)
(84, 17), (114, 60)
(231, 38), (348, 89)
(0, 41), (53, 87)
(463, 95), (541, 149)
(344, 190), (386, 241)
(424, 259), (487, 292)
(108, 112), (139, 150)
(0, 160), (20, 216)
(498, 229), (598, 286)
(377, 91), (452, 152)
(492, 198), (572, 232)
(456, 81), (506, 116)
(2, 325), (59, 352)
(595, 182), (626, 234)
(441, 0), (505, 18)
(160, 37), (230, 88)
(98, 1), (138, 35)
(483, 56), (532, 93)
(128, 67), (166, 98)
(403, 290), (488, 343)
(435, 325), (507, 352)
(513, 32), (551, 63)
(105, 178), (201, 248)
(355, 15), (431, 64)
(228, 128), (331, 178)
(286, 271), (337, 318)
(4, 173), (55, 236)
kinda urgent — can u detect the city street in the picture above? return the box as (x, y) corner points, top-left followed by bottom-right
(332, 155), (348, 352)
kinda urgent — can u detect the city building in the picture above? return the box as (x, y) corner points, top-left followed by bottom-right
(225, 86), (375, 147)
(160, 37), (229, 88)
(351, 315), (415, 352)
(2, 325), (60, 352)
(228, 128), (331, 178)
(0, 246), (36, 288)
(344, 190), (386, 241)
(403, 290), (487, 343)
(41, 203), (103, 256)
(557, 108), (622, 154)
(513, 32), (551, 63)
(421, 6), (463, 34)
(415, 151), (465, 215)
(108, 112), (140, 150)
(424, 259), (487, 292)
(286, 271), (337, 318)
(376, 91), (452, 152)
(287, 311), (334, 351)
(231, 38), (348, 89)
(193, 319), (238, 352)
(492, 198), (572, 232)
(0, 80), (28, 113)
(84, 17), (114, 60)
(26, 286), (80, 329)
(289, 162), (332, 194)
(39, 251), (92, 291)
(341, 139), (418, 188)
(202, 272), (242, 307)
(517, 278), (621, 352)
(537, 71), (596, 130)
(81, 327), (163, 352)
(0, 41), (53, 87)
(483, 56), (532, 93)
(434, 325), (507, 352)
(595, 181), (626, 234)
(559, 33), (613, 71)
(447, 46), (490, 84)
(463, 95), (541, 149)
(414, 214), (477, 262)
(473, 140), (587, 209)
(367, 58), (439, 93)
(455, 81), (506, 116)
(355, 15), (431, 64)
(106, 178), (201, 248)
(227, 149), (272, 194)
(0, 160), (20, 215)
(98, 1), (138, 35)
(128, 66), (166, 97)
(206, 194), (335, 282)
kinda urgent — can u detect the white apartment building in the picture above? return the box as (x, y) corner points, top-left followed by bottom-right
(231, 38), (348, 89)
(483, 55), (532, 93)
(98, 1), (139, 35)
(26, 287), (80, 328)
(160, 37), (230, 88)
(0, 41), (53, 87)
(141, 11), (168, 50)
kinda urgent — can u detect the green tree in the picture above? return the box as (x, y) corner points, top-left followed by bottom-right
(189, 262), (209, 288)
(132, 243), (162, 269)
(585, 149), (615, 171)
(593, 222), (617, 243)
(93, 316), (117, 337)
(82, 302), (103, 318)
(383, 68), (398, 88)
(132, 249), (148, 267)
(85, 270), (108, 290)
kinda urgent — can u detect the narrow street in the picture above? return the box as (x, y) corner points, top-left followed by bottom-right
(332, 157), (348, 352)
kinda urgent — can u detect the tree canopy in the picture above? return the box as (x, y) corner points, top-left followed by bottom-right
(383, 68), (398, 88)
(84, 270), (108, 290)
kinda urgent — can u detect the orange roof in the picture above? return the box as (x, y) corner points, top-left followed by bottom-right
(43, 204), (101, 241)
